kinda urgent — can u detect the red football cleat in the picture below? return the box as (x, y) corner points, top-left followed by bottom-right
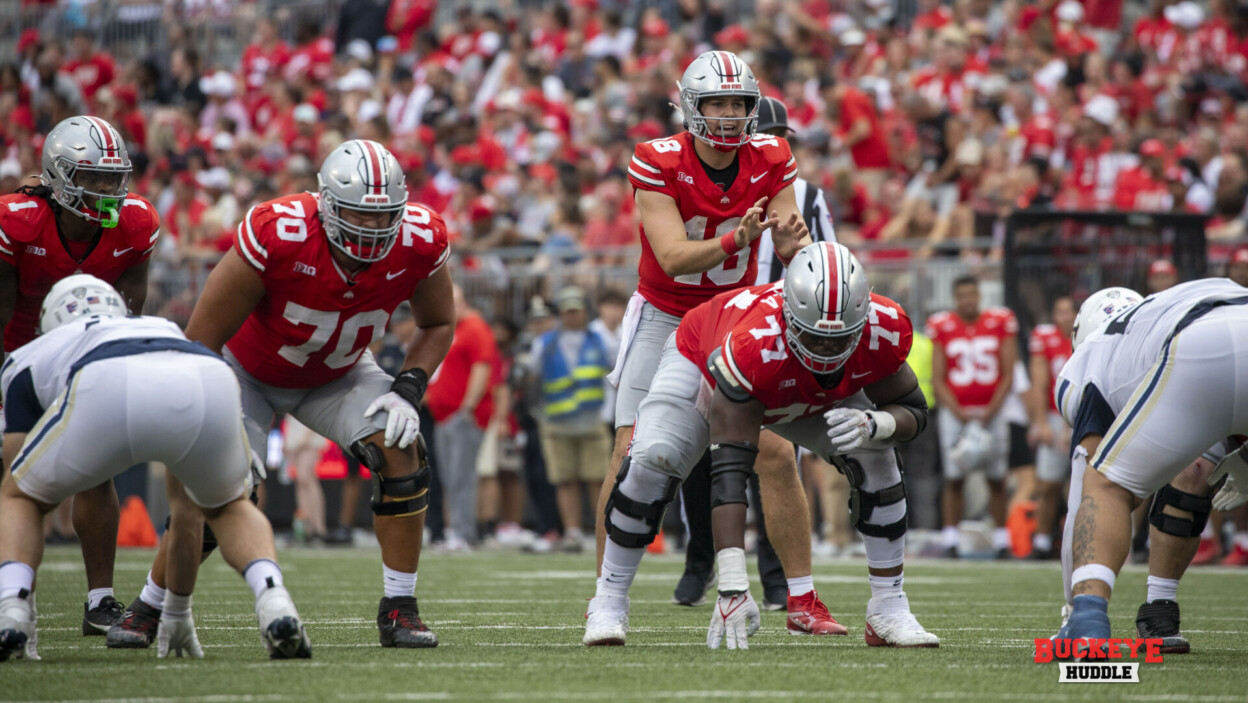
(786, 590), (848, 636)
(1221, 543), (1248, 566)
(1191, 537), (1221, 566)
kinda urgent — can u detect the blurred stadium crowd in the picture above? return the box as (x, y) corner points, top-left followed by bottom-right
(6, 0), (1248, 563)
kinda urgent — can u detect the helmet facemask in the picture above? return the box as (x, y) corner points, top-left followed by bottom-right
(51, 157), (130, 228)
(686, 93), (759, 152)
(783, 305), (864, 374)
(319, 179), (405, 263)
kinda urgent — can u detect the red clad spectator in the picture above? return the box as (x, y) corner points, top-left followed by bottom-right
(387, 0), (436, 54)
(912, 0), (952, 34)
(1133, 0), (1174, 53)
(62, 29), (117, 103)
(239, 18), (291, 95)
(164, 172), (210, 244)
(1113, 139), (1172, 211)
(1063, 96), (1122, 208)
(827, 81), (891, 171)
(424, 292), (498, 430)
(912, 27), (983, 114)
(284, 19), (334, 83)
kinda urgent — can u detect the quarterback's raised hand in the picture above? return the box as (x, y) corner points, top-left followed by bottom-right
(157, 613), (204, 659)
(734, 197), (779, 250)
(364, 392), (421, 449)
(770, 208), (810, 263)
(707, 591), (761, 650)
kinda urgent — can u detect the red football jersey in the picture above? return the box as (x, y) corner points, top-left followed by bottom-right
(0, 193), (159, 351)
(628, 131), (797, 317)
(1028, 323), (1072, 413)
(676, 284), (912, 424)
(926, 307), (1019, 409)
(228, 192), (450, 388)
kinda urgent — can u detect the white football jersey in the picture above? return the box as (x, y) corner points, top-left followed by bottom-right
(1, 315), (191, 412)
(1056, 278), (1248, 426)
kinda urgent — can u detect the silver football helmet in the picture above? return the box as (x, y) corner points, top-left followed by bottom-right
(1071, 286), (1143, 350)
(318, 139), (407, 263)
(40, 274), (127, 334)
(42, 115), (131, 228)
(783, 242), (871, 374)
(677, 51), (761, 152)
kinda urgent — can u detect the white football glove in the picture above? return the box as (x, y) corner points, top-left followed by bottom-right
(823, 408), (896, 454)
(706, 591), (761, 650)
(1210, 445), (1248, 511)
(364, 392), (421, 449)
(157, 613), (204, 659)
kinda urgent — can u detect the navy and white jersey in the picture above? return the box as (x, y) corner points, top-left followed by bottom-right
(1, 316), (212, 432)
(1057, 278), (1248, 428)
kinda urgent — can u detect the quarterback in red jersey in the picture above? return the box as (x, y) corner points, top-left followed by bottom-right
(596, 50), (812, 613)
(0, 115), (158, 643)
(110, 140), (453, 651)
(585, 243), (939, 649)
(1026, 296), (1075, 559)
(926, 275), (1019, 558)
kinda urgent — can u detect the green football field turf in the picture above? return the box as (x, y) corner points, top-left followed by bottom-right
(5, 545), (1246, 702)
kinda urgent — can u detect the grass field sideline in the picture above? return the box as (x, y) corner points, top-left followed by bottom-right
(6, 546), (1246, 702)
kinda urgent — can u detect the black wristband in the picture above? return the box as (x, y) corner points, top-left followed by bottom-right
(391, 368), (429, 408)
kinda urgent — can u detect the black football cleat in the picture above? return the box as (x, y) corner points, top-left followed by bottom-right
(107, 597), (162, 649)
(378, 596), (438, 648)
(671, 568), (716, 607)
(1136, 600), (1191, 654)
(83, 596), (125, 636)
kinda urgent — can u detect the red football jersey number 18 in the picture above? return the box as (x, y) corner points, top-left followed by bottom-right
(676, 215), (746, 286)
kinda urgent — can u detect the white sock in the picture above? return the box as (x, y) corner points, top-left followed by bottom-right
(942, 525), (960, 547)
(1033, 533), (1053, 552)
(787, 575), (814, 598)
(868, 573), (906, 612)
(1146, 576), (1179, 603)
(598, 542), (645, 599)
(0, 561), (35, 600)
(992, 527), (1011, 550)
(566, 527), (584, 540)
(1236, 532), (1248, 550)
(243, 559), (284, 599)
(164, 592), (192, 619)
(382, 566), (417, 598)
(87, 588), (114, 610)
(140, 571), (166, 610)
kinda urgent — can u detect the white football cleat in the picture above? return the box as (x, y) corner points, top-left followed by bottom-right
(255, 585), (311, 659)
(864, 593), (940, 648)
(583, 595), (629, 646)
(0, 594), (35, 662)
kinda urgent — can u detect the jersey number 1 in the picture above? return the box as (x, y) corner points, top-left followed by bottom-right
(278, 302), (389, 369)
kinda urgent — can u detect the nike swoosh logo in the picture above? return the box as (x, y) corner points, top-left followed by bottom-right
(851, 371), (872, 379)
(750, 173), (766, 183)
(113, 247), (132, 257)
(386, 269), (406, 280)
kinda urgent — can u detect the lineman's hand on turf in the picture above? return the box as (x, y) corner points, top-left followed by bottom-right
(707, 591), (761, 650)
(364, 392), (421, 449)
(157, 613), (204, 659)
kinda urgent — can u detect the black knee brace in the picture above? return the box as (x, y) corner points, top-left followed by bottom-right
(357, 436), (431, 517)
(709, 441), (758, 509)
(604, 456), (681, 549)
(1149, 484), (1212, 538)
(833, 456), (908, 541)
